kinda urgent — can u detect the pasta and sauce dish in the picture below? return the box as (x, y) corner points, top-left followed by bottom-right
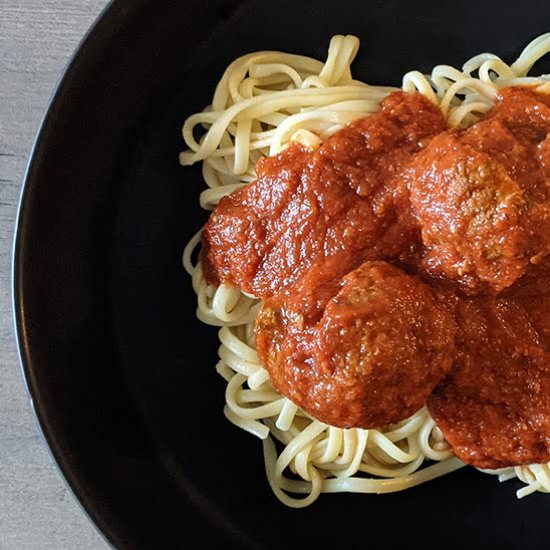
(180, 33), (550, 507)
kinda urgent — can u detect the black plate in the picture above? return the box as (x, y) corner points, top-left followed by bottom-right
(13, 1), (550, 548)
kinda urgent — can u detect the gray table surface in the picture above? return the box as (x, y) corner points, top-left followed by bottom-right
(1, 1), (111, 548)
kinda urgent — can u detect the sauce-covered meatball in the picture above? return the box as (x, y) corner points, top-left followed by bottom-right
(428, 296), (550, 468)
(408, 87), (550, 294)
(257, 261), (455, 428)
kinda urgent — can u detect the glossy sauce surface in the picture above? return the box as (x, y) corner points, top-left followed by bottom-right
(203, 92), (445, 296)
(203, 87), (550, 468)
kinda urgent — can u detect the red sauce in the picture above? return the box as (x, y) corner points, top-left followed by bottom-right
(202, 87), (550, 468)
(202, 92), (446, 296)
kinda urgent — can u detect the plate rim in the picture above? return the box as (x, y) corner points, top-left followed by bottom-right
(11, 2), (132, 548)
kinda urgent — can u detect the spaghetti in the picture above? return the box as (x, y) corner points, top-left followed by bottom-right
(181, 33), (550, 507)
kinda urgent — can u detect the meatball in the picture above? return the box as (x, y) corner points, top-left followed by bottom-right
(256, 261), (455, 428)
(428, 296), (550, 469)
(408, 127), (530, 294)
(409, 88), (550, 294)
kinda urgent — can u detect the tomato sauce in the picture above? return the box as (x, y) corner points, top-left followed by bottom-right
(202, 86), (550, 468)
(202, 92), (446, 297)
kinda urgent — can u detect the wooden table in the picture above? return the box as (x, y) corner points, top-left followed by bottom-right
(1, 2), (110, 547)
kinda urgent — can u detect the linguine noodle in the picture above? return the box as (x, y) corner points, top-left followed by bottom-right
(180, 33), (550, 507)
